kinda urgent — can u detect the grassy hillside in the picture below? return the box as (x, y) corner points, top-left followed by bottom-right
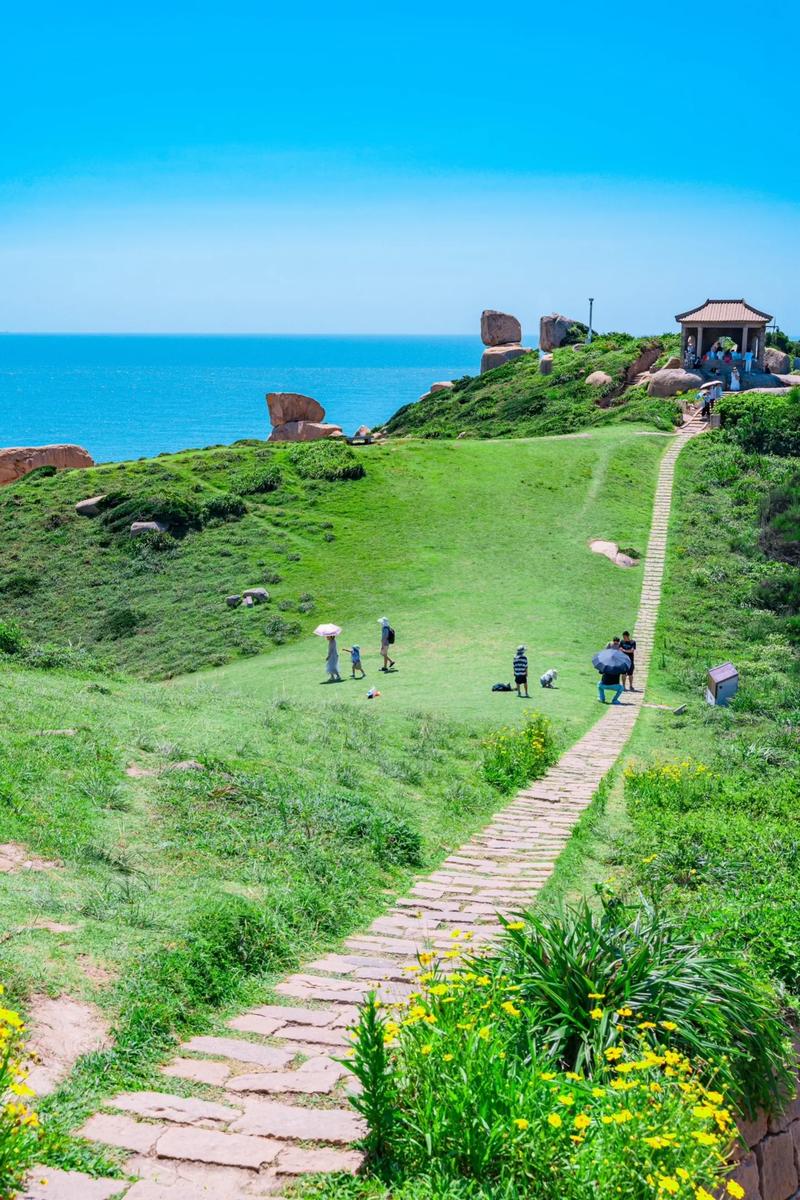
(2, 428), (668, 736)
(385, 332), (682, 439)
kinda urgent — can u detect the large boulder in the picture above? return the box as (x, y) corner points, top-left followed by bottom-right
(626, 344), (665, 383)
(75, 494), (107, 518)
(480, 310), (522, 347)
(764, 347), (791, 375)
(480, 345), (534, 374)
(539, 314), (586, 352)
(743, 372), (785, 390)
(539, 353), (553, 376)
(777, 374), (800, 388)
(266, 392), (325, 427)
(0, 445), (94, 487)
(647, 368), (704, 398)
(429, 381), (455, 393)
(586, 370), (613, 387)
(130, 521), (167, 536)
(268, 421), (343, 443)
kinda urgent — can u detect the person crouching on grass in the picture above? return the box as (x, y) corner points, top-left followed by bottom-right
(513, 645), (529, 698)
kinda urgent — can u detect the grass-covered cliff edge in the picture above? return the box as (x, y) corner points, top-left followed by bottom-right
(385, 332), (682, 438)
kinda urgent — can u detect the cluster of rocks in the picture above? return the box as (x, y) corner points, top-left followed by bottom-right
(267, 393), (343, 443)
(480, 311), (534, 374)
(226, 589), (269, 608)
(539, 313), (588, 352)
(0, 444), (93, 486)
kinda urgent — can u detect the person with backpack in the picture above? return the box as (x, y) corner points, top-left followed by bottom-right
(378, 617), (396, 671)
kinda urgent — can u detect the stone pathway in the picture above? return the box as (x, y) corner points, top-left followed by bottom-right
(29, 418), (705, 1199)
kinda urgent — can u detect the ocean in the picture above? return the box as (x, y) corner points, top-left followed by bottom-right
(0, 334), (481, 463)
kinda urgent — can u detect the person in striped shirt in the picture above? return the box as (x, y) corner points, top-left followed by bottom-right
(513, 645), (529, 697)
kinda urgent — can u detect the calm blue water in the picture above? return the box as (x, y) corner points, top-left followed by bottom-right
(0, 335), (481, 463)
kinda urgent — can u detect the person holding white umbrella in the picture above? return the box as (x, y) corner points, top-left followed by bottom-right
(314, 623), (343, 682)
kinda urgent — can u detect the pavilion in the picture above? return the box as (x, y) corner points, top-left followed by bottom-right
(676, 299), (772, 373)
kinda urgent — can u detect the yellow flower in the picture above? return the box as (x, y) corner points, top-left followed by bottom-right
(420, 1044), (433, 1055)
(613, 1109), (634, 1124)
(592, 1087), (605, 1098)
(501, 1001), (521, 1017)
(725, 1184), (745, 1200)
(605, 1047), (624, 1061)
(706, 1090), (724, 1104)
(657, 1176), (680, 1195)
(638, 1021), (657, 1030)
(507, 921), (525, 931)
(565, 1071), (582, 1081)
(691, 1132), (717, 1146)
(695, 1191), (715, 1200)
(477, 1026), (491, 1041)
(588, 992), (606, 1000)
(590, 1007), (604, 1020)
(450, 929), (462, 939)
(429, 984), (449, 997)
(617, 1007), (633, 1018)
(541, 1071), (557, 1081)
(557, 1093), (575, 1106)
(642, 854), (658, 864)
(513, 1118), (529, 1130)
(660, 1020), (678, 1032)
(573, 1113), (591, 1130)
(443, 1053), (454, 1062)
(547, 1112), (562, 1128)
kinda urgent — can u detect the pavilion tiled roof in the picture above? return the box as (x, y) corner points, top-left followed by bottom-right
(675, 299), (773, 324)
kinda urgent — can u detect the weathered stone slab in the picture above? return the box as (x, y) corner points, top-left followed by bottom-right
(155, 1126), (283, 1169)
(21, 1166), (125, 1199)
(181, 1037), (294, 1069)
(162, 1058), (231, 1086)
(275, 1145), (364, 1175)
(230, 1099), (364, 1144)
(275, 1024), (348, 1047)
(226, 1067), (343, 1095)
(756, 1131), (797, 1200)
(247, 1005), (333, 1027)
(79, 1112), (164, 1153)
(110, 1091), (239, 1125)
(227, 1013), (283, 1037)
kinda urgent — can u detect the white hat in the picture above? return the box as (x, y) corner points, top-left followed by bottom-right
(378, 616), (389, 625)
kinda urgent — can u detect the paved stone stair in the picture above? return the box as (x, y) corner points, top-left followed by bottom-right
(28, 418), (704, 1198)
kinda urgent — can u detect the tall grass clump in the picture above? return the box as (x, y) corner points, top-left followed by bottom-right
(348, 913), (761, 1197)
(482, 713), (557, 793)
(288, 440), (366, 481)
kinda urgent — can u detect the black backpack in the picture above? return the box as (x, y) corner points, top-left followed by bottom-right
(387, 626), (396, 644)
(492, 682), (513, 692)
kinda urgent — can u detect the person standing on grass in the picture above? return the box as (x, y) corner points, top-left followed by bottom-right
(620, 630), (637, 691)
(325, 635), (342, 682)
(513, 644), (529, 698)
(343, 644), (366, 679)
(378, 617), (396, 672)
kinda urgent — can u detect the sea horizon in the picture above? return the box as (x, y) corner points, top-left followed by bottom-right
(0, 332), (486, 463)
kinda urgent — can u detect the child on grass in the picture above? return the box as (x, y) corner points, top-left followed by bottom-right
(343, 644), (366, 678)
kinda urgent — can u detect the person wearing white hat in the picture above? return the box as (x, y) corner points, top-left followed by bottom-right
(378, 617), (396, 672)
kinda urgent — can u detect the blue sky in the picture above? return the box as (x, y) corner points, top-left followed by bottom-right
(2, 1), (798, 334)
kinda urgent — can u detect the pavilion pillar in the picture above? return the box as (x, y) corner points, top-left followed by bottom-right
(697, 324), (704, 360)
(741, 325), (748, 356)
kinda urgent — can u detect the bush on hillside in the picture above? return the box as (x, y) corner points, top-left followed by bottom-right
(0, 621), (26, 655)
(0, 570), (41, 597)
(100, 491), (205, 535)
(718, 389), (800, 457)
(200, 492), (248, 523)
(99, 607), (146, 640)
(482, 713), (557, 793)
(287, 440), (366, 481)
(759, 474), (800, 565)
(235, 462), (282, 494)
(17, 465), (57, 482)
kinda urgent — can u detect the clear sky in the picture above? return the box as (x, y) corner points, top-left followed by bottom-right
(2, 1), (799, 334)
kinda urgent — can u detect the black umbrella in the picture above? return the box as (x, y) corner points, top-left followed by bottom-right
(592, 648), (632, 673)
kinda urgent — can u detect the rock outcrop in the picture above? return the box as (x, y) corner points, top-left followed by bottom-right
(269, 421), (343, 442)
(429, 381), (455, 393)
(266, 393), (325, 426)
(266, 393), (342, 442)
(647, 368), (704, 398)
(586, 370), (613, 387)
(480, 345), (533, 374)
(777, 374), (800, 388)
(764, 347), (791, 375)
(539, 314), (587, 352)
(0, 445), (94, 487)
(480, 310), (522, 347)
(539, 353), (553, 376)
(75, 495), (106, 518)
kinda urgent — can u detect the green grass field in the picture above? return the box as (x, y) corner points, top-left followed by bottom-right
(179, 429), (669, 738)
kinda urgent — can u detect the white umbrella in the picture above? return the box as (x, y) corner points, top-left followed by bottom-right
(314, 623), (342, 637)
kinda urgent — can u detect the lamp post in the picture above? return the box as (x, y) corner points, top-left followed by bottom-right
(588, 298), (594, 344)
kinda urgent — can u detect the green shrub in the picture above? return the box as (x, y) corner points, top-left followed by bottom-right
(235, 462), (282, 494)
(482, 713), (557, 793)
(489, 898), (792, 1112)
(288, 441), (366, 481)
(99, 607), (145, 639)
(350, 986), (734, 1196)
(18, 465), (57, 482)
(201, 492), (247, 522)
(718, 389), (800, 456)
(0, 621), (26, 655)
(0, 571), (41, 597)
(100, 492), (204, 535)
(759, 474), (800, 565)
(0, 1002), (42, 1197)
